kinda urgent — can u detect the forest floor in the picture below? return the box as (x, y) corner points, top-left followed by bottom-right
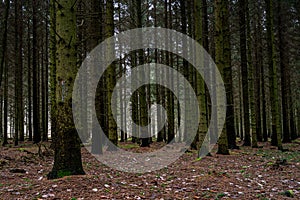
(0, 139), (300, 200)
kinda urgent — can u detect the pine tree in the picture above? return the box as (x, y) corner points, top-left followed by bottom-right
(215, 0), (229, 155)
(48, 0), (85, 179)
(266, 0), (283, 150)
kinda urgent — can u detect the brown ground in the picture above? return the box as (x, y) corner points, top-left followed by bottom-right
(0, 140), (299, 200)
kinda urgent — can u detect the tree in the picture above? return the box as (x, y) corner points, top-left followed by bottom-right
(27, 6), (33, 141)
(239, 0), (251, 146)
(215, 0), (230, 155)
(106, 0), (118, 150)
(192, 0), (209, 154)
(224, 1), (238, 150)
(247, 0), (258, 148)
(32, 0), (41, 144)
(48, 0), (85, 179)
(86, 0), (104, 154)
(265, 0), (283, 150)
(14, 0), (24, 145)
(278, 0), (291, 143)
(49, 0), (56, 142)
(1, 0), (9, 146)
(0, 0), (9, 89)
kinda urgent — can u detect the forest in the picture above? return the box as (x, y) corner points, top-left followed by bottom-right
(0, 0), (300, 199)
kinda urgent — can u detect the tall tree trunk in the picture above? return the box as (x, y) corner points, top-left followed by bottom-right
(32, 0), (41, 144)
(106, 0), (118, 150)
(0, 0), (9, 89)
(239, 0), (251, 146)
(193, 0), (210, 155)
(49, 0), (57, 143)
(180, 0), (189, 143)
(266, 0), (283, 150)
(3, 58), (8, 146)
(15, 0), (24, 145)
(88, 0), (103, 154)
(136, 0), (150, 147)
(0, 0), (10, 145)
(278, 0), (291, 143)
(246, 0), (258, 148)
(215, 0), (229, 155)
(253, 5), (262, 142)
(48, 0), (85, 179)
(27, 16), (33, 141)
(224, 1), (238, 150)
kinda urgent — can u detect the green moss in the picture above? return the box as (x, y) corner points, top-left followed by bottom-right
(57, 170), (72, 178)
(215, 193), (226, 199)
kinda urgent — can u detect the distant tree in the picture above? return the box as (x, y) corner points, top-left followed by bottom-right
(49, 0), (56, 142)
(239, 0), (251, 146)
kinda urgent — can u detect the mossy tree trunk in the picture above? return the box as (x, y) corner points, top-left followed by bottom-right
(48, 0), (85, 179)
(192, 0), (209, 154)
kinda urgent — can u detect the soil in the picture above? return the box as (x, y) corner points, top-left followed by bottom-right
(0, 140), (299, 200)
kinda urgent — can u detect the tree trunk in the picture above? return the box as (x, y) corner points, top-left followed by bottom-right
(49, 0), (57, 144)
(246, 0), (258, 148)
(106, 0), (118, 150)
(0, 0), (9, 89)
(48, 0), (85, 179)
(215, 0), (229, 155)
(239, 0), (251, 146)
(27, 16), (33, 141)
(3, 58), (8, 146)
(224, 1), (238, 150)
(32, 0), (41, 144)
(278, 0), (291, 143)
(266, 0), (283, 150)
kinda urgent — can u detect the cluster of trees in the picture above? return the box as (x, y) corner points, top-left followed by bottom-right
(0, 0), (299, 178)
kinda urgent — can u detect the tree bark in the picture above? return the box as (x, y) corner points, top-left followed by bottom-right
(48, 0), (85, 179)
(215, 0), (229, 155)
